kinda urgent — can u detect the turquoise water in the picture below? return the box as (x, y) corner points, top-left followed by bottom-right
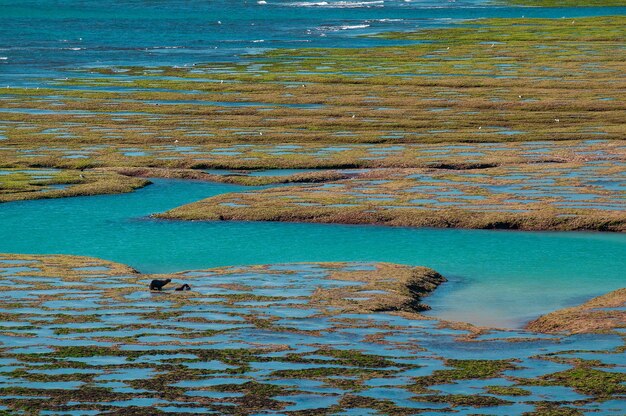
(1, 0), (625, 330)
(0, 179), (624, 328)
(1, 0), (625, 85)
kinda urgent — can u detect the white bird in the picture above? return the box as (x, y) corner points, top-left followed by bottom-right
(259, 132), (263, 136)
(175, 139), (179, 143)
(518, 95), (522, 98)
(554, 119), (559, 122)
(478, 126), (482, 130)
(352, 114), (355, 118)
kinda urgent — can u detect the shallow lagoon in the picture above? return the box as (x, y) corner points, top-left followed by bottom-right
(3, 0), (626, 85)
(0, 178), (624, 328)
(1, 1), (624, 412)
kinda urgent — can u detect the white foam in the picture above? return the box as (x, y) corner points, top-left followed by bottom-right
(319, 23), (371, 32)
(342, 24), (370, 29)
(288, 1), (384, 8)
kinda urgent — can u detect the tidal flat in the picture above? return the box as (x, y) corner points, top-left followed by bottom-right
(158, 152), (626, 232)
(1, 16), (625, 230)
(1, 0), (625, 414)
(2, 16), (625, 148)
(0, 254), (623, 415)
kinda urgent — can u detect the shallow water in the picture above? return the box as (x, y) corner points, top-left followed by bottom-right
(0, 178), (624, 328)
(1, 0), (625, 85)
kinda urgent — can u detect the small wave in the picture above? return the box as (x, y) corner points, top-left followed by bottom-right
(340, 24), (370, 30)
(257, 0), (267, 3)
(0, 57), (7, 60)
(288, 1), (384, 8)
(333, 24), (371, 31)
(318, 23), (371, 32)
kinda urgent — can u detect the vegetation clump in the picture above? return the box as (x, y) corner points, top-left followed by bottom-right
(527, 288), (626, 333)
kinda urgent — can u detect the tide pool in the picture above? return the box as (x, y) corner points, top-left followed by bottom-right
(1, 178), (624, 328)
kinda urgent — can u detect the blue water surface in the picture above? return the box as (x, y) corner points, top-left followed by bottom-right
(1, 0), (625, 329)
(1, 0), (624, 84)
(1, 179), (624, 328)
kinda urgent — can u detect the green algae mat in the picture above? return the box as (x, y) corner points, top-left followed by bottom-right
(1, 16), (624, 233)
(0, 254), (624, 415)
(1, 9), (625, 415)
(2, 139), (625, 232)
(158, 149), (626, 232)
(1, 16), (624, 153)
